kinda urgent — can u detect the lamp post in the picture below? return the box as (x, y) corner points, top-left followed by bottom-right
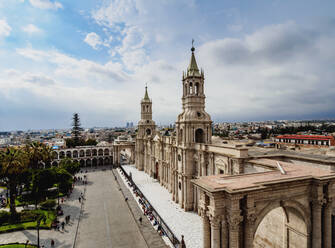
(37, 215), (46, 248)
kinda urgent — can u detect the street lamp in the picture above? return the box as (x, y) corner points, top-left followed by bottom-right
(37, 215), (46, 248)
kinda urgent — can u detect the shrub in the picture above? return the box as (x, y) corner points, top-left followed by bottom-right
(20, 210), (40, 222)
(40, 199), (56, 210)
(0, 211), (11, 225)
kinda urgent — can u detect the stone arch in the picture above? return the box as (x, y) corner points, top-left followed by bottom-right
(66, 150), (72, 158)
(73, 150), (78, 158)
(86, 159), (92, 167)
(98, 149), (103, 156)
(52, 161), (58, 167)
(52, 151), (58, 160)
(92, 149), (97, 156)
(146, 128), (151, 135)
(80, 159), (85, 167)
(98, 157), (104, 166)
(189, 82), (193, 94)
(92, 158), (97, 167)
(59, 151), (65, 159)
(195, 82), (199, 95)
(195, 128), (204, 143)
(253, 199), (310, 248)
(86, 149), (91, 157)
(104, 148), (109, 156)
(104, 157), (110, 165)
(79, 150), (85, 157)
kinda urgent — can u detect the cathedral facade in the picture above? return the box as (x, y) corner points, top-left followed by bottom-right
(135, 46), (247, 211)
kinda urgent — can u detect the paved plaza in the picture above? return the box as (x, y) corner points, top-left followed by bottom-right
(0, 167), (167, 248)
(0, 178), (85, 247)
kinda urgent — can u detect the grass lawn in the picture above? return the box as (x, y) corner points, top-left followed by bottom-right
(0, 244), (37, 247)
(0, 210), (56, 234)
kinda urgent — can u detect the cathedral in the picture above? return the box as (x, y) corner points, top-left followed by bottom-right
(135, 45), (246, 211)
(134, 46), (335, 248)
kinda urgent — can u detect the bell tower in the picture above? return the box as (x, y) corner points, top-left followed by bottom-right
(175, 44), (212, 211)
(135, 86), (156, 171)
(176, 44), (212, 146)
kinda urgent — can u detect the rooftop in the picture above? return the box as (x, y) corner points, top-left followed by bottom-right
(192, 159), (335, 194)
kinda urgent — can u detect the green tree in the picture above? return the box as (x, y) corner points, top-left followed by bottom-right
(53, 167), (73, 195)
(59, 158), (80, 176)
(25, 142), (55, 169)
(0, 148), (29, 217)
(31, 168), (56, 208)
(72, 113), (83, 147)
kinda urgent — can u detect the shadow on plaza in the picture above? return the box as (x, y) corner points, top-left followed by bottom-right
(22, 230), (72, 248)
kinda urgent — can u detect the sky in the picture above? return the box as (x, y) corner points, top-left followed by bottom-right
(0, 0), (335, 130)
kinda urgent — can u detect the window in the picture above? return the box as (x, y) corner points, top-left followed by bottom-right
(179, 182), (181, 190)
(195, 82), (199, 95)
(219, 169), (224, 174)
(146, 129), (151, 135)
(195, 128), (204, 143)
(178, 154), (181, 161)
(190, 82), (193, 94)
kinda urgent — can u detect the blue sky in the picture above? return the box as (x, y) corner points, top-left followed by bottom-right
(0, 0), (335, 130)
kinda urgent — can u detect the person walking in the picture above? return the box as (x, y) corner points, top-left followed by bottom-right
(139, 217), (142, 225)
(61, 221), (65, 230)
(51, 239), (55, 247)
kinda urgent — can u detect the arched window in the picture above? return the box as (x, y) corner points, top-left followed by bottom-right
(146, 129), (151, 135)
(190, 82), (193, 94)
(195, 128), (204, 143)
(195, 83), (199, 95)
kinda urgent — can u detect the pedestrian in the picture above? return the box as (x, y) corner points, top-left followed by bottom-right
(51, 239), (55, 247)
(79, 196), (81, 203)
(125, 197), (128, 201)
(61, 221), (65, 230)
(139, 217), (142, 225)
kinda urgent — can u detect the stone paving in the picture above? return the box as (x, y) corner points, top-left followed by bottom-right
(0, 178), (86, 248)
(113, 169), (169, 248)
(0, 167), (169, 248)
(75, 168), (149, 248)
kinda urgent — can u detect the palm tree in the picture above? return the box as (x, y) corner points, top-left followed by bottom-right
(26, 142), (55, 169)
(0, 147), (29, 216)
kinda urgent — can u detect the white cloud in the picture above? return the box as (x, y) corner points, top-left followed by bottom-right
(22, 24), (42, 34)
(29, 0), (62, 10)
(84, 32), (103, 50)
(0, 19), (11, 37)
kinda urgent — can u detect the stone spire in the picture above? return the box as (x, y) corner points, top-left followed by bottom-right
(187, 42), (200, 77)
(143, 85), (150, 102)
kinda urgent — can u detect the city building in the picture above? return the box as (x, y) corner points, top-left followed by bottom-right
(275, 134), (335, 147)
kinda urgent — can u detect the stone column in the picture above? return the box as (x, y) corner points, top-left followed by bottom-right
(324, 198), (332, 247)
(201, 210), (211, 248)
(228, 213), (243, 248)
(221, 216), (228, 248)
(245, 212), (256, 248)
(209, 216), (221, 248)
(312, 199), (323, 248)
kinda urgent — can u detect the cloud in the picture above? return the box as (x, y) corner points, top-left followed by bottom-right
(22, 24), (42, 34)
(29, 0), (62, 10)
(197, 21), (335, 121)
(84, 32), (102, 50)
(0, 19), (11, 37)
